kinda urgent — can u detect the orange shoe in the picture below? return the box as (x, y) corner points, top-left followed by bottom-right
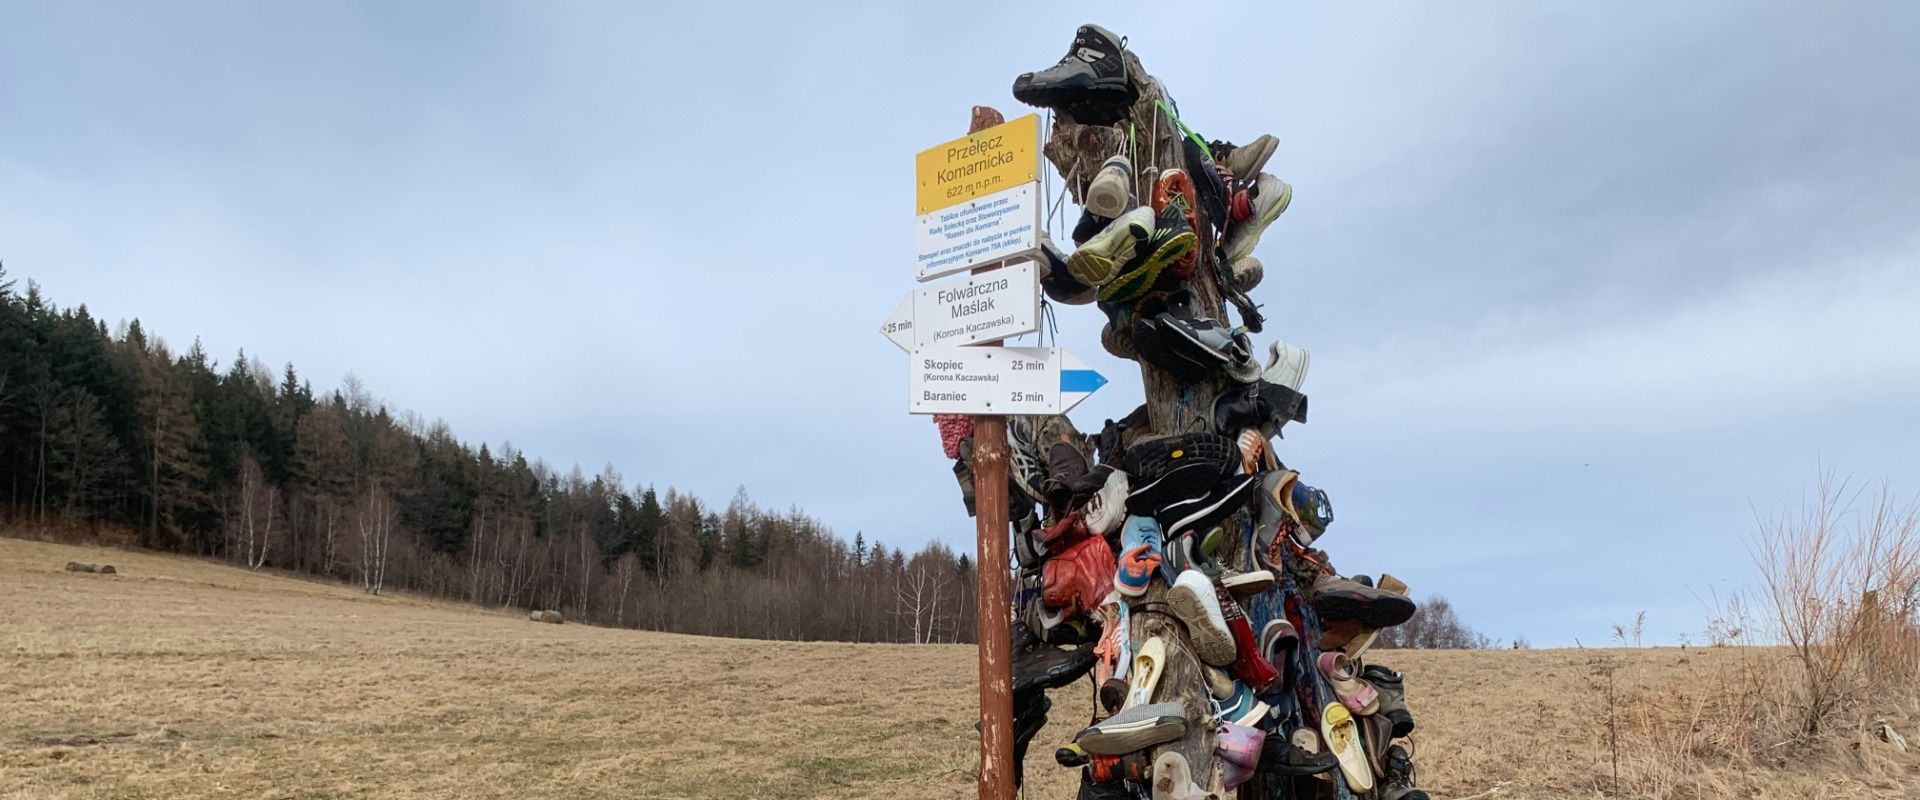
(1152, 168), (1200, 279)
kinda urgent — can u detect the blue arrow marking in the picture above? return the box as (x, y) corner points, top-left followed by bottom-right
(1060, 369), (1107, 393)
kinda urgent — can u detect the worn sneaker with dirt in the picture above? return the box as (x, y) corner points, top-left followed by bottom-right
(1085, 154), (1134, 219)
(1069, 206), (1153, 288)
(1224, 172), (1293, 262)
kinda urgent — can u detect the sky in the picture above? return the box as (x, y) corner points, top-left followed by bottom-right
(3, 2), (1917, 647)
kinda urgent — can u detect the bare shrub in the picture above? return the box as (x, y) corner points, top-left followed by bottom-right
(1374, 594), (1493, 649)
(1753, 476), (1920, 736)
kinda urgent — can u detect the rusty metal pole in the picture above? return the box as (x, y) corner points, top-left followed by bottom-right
(966, 104), (1016, 800)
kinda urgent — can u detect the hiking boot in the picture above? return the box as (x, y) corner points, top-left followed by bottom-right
(1381, 744), (1431, 800)
(1157, 473), (1258, 538)
(1086, 155), (1134, 219)
(1012, 689), (1050, 787)
(1011, 24), (1138, 121)
(1263, 339), (1311, 391)
(1013, 619), (1097, 693)
(1123, 431), (1240, 482)
(1257, 734), (1340, 777)
(1310, 575), (1416, 629)
(1069, 206), (1153, 287)
(1043, 532), (1117, 618)
(1213, 382), (1309, 441)
(1098, 211), (1195, 304)
(1215, 722), (1266, 791)
(1218, 585), (1280, 691)
(1113, 515), (1163, 597)
(1362, 663), (1416, 737)
(1169, 569), (1237, 666)
(1074, 701), (1188, 755)
(1224, 173), (1293, 262)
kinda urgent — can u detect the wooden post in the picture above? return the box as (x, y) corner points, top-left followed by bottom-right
(965, 105), (1016, 800)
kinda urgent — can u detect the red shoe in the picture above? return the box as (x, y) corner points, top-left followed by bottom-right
(1215, 585), (1279, 692)
(1043, 534), (1118, 618)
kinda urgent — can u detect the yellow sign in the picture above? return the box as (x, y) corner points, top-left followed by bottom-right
(915, 114), (1040, 215)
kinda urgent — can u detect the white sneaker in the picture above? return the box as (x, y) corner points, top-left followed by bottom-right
(1263, 340), (1311, 391)
(1083, 469), (1129, 536)
(1169, 569), (1236, 666)
(1085, 154), (1133, 219)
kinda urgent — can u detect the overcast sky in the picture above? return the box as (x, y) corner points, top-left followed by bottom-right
(4, 2), (1916, 646)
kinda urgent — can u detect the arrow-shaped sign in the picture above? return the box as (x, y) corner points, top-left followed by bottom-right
(907, 346), (1107, 416)
(881, 262), (1039, 352)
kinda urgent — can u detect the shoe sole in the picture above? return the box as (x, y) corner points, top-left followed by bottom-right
(1013, 77), (1137, 111)
(1067, 221), (1145, 286)
(1096, 230), (1195, 303)
(1168, 580), (1237, 666)
(1075, 715), (1187, 755)
(1224, 571), (1276, 596)
(1312, 591), (1417, 629)
(1158, 315), (1237, 366)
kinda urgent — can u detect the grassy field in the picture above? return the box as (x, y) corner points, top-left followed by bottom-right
(4, 537), (1916, 799)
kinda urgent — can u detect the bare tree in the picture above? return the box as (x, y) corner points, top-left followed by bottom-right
(229, 452), (280, 569)
(356, 482), (396, 595)
(894, 559), (953, 645)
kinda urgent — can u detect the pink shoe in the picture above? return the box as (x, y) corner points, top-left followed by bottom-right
(1316, 651), (1379, 715)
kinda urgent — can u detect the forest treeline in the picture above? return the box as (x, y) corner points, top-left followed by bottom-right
(0, 266), (979, 643)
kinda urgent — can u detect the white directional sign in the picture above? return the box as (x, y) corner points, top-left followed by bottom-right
(908, 346), (1107, 416)
(915, 182), (1042, 282)
(881, 262), (1040, 351)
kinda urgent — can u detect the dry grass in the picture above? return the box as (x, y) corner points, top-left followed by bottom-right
(4, 537), (1917, 800)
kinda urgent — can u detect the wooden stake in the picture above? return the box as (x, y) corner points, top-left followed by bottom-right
(965, 104), (1016, 800)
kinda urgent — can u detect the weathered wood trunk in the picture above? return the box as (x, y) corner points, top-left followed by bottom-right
(1042, 49), (1238, 792)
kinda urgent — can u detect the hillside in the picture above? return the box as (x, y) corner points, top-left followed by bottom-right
(3, 537), (1915, 799)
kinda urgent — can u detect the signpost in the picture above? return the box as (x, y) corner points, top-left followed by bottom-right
(881, 261), (1041, 352)
(908, 346), (1106, 415)
(889, 108), (1100, 800)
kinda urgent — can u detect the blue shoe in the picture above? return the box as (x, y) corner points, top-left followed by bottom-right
(1211, 680), (1271, 728)
(1113, 515), (1164, 597)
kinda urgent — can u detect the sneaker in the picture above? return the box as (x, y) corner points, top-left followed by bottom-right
(1074, 701), (1188, 756)
(1256, 734), (1340, 777)
(1222, 567), (1276, 598)
(1224, 173), (1293, 262)
(1082, 468), (1129, 535)
(1072, 207), (1112, 247)
(1289, 480), (1333, 545)
(1263, 339), (1311, 391)
(1168, 569), (1236, 666)
(1043, 534), (1117, 618)
(1381, 743), (1431, 800)
(1154, 309), (1253, 375)
(1214, 722), (1266, 791)
(1129, 313), (1213, 382)
(1011, 24), (1137, 121)
(1068, 206), (1153, 287)
(1361, 663), (1416, 737)
(1310, 574), (1416, 629)
(1151, 169), (1200, 278)
(1157, 473), (1258, 538)
(1085, 155), (1134, 219)
(1125, 459), (1219, 518)
(1229, 256), (1263, 292)
(1218, 135), (1278, 186)
(1113, 515), (1163, 597)
(1212, 680), (1271, 727)
(1013, 509), (1047, 574)
(1218, 585), (1280, 691)
(1097, 211), (1195, 304)
(1008, 417), (1049, 503)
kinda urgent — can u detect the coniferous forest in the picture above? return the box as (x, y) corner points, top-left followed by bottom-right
(0, 267), (978, 643)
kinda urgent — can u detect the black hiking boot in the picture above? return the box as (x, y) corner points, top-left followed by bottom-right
(1012, 24), (1137, 123)
(1382, 743), (1431, 800)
